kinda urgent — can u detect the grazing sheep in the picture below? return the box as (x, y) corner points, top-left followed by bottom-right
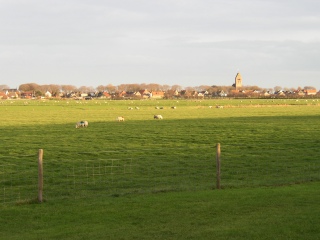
(117, 116), (125, 122)
(135, 107), (140, 110)
(171, 106), (176, 109)
(154, 115), (163, 119)
(75, 120), (88, 128)
(128, 107), (133, 110)
(75, 122), (83, 128)
(216, 105), (224, 109)
(155, 106), (160, 109)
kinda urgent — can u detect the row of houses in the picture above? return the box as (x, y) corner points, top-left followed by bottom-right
(1, 88), (319, 100)
(228, 89), (318, 97)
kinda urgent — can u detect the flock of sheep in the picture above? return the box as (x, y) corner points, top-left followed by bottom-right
(76, 114), (163, 127)
(75, 104), (225, 128)
(75, 108), (166, 128)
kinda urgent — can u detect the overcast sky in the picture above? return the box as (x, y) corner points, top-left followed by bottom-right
(1, 0), (320, 90)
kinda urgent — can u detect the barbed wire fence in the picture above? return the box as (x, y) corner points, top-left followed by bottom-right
(1, 143), (319, 205)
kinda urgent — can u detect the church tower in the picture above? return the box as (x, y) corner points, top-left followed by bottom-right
(235, 72), (242, 90)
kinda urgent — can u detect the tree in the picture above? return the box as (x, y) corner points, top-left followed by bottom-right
(171, 85), (182, 91)
(105, 84), (116, 93)
(19, 83), (40, 92)
(304, 86), (316, 90)
(274, 86), (282, 92)
(0, 84), (10, 90)
(161, 85), (171, 91)
(96, 85), (106, 92)
(50, 85), (61, 97)
(196, 85), (211, 92)
(34, 90), (43, 97)
(61, 85), (77, 93)
(146, 83), (161, 91)
(78, 86), (90, 93)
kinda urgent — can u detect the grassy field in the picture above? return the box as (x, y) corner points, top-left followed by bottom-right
(1, 182), (320, 239)
(0, 98), (320, 239)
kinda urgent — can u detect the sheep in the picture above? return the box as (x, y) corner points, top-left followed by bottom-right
(216, 105), (224, 109)
(117, 116), (125, 122)
(128, 107), (133, 110)
(171, 106), (176, 109)
(135, 107), (140, 110)
(154, 115), (163, 119)
(75, 120), (88, 128)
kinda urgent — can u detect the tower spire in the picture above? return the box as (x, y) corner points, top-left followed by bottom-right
(235, 72), (242, 90)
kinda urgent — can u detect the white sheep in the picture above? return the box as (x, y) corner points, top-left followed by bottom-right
(154, 115), (163, 119)
(117, 116), (125, 122)
(75, 120), (88, 128)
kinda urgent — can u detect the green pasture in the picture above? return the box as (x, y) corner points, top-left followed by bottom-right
(1, 98), (320, 239)
(1, 183), (320, 239)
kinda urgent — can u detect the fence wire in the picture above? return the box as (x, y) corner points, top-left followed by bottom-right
(1, 143), (319, 205)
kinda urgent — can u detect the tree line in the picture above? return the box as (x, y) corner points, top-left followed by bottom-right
(0, 82), (316, 97)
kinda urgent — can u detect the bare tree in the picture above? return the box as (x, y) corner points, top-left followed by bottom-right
(0, 84), (10, 90)
(78, 86), (89, 93)
(105, 84), (116, 93)
(304, 86), (316, 90)
(49, 84), (61, 96)
(196, 85), (211, 92)
(19, 83), (40, 92)
(61, 85), (77, 93)
(185, 86), (195, 91)
(96, 85), (106, 92)
(146, 83), (161, 91)
(161, 84), (171, 91)
(117, 84), (127, 92)
(274, 86), (282, 92)
(171, 85), (182, 91)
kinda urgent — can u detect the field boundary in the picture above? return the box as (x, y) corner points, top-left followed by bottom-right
(1, 142), (319, 205)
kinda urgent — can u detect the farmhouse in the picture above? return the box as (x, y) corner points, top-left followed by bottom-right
(305, 89), (317, 95)
(139, 89), (151, 98)
(45, 91), (52, 98)
(150, 91), (165, 99)
(20, 91), (33, 99)
(215, 90), (227, 97)
(97, 91), (112, 98)
(0, 92), (7, 99)
(1, 89), (20, 99)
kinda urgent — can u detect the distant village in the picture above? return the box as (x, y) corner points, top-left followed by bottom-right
(1, 72), (319, 100)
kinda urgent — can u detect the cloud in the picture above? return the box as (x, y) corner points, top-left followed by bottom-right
(0, 0), (319, 89)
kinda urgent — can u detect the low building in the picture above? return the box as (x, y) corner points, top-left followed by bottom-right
(45, 91), (52, 98)
(305, 89), (317, 95)
(21, 91), (33, 99)
(151, 91), (165, 99)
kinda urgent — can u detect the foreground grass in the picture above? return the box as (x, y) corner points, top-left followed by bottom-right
(1, 182), (319, 240)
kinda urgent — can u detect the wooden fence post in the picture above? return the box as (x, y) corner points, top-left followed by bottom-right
(216, 143), (221, 189)
(38, 149), (43, 203)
